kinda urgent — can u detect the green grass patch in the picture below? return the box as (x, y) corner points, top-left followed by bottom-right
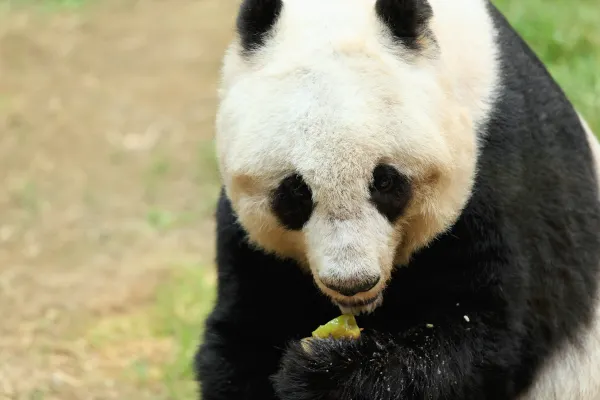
(493, 0), (600, 134)
(83, 264), (216, 399)
(11, 180), (40, 217)
(146, 208), (177, 232)
(2, 0), (90, 10)
(152, 264), (216, 399)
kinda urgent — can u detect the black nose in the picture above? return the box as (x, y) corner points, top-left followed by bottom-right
(321, 276), (380, 297)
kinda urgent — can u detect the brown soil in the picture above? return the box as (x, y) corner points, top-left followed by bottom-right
(0, 0), (237, 397)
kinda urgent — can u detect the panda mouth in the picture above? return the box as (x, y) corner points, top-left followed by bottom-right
(334, 294), (381, 308)
(334, 293), (383, 315)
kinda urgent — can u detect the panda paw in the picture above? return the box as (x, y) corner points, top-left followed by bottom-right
(272, 336), (377, 400)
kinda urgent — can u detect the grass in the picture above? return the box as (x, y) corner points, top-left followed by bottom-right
(1, 0), (89, 11)
(153, 265), (216, 398)
(494, 0), (600, 132)
(83, 263), (216, 399)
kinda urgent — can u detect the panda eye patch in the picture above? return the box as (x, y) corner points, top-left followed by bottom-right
(271, 173), (314, 231)
(370, 164), (411, 223)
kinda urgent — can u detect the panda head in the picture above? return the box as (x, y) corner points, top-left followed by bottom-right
(216, 0), (498, 314)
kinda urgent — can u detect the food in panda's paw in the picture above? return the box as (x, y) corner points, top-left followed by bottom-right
(311, 314), (361, 339)
(301, 315), (361, 353)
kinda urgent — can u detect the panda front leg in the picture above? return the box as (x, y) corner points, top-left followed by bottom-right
(272, 309), (520, 400)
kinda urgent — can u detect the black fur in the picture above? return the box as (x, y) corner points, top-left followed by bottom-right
(271, 173), (314, 231)
(370, 164), (412, 223)
(375, 0), (434, 50)
(237, 0), (283, 53)
(196, 2), (600, 399)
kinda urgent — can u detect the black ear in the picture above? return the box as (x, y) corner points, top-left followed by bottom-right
(375, 0), (433, 50)
(237, 0), (284, 54)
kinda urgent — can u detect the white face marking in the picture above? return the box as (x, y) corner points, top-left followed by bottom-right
(216, 0), (499, 313)
(518, 116), (600, 400)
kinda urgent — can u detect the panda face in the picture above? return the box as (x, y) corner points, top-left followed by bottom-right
(216, 0), (497, 314)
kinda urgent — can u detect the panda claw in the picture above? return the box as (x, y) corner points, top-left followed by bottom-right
(300, 337), (314, 354)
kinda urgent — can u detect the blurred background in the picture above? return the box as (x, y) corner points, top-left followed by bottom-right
(0, 0), (598, 399)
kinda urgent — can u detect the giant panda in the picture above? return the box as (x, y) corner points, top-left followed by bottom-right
(195, 0), (600, 399)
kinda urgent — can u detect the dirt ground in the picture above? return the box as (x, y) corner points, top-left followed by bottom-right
(0, 0), (238, 398)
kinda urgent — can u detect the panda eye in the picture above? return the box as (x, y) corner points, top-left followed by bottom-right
(271, 173), (314, 231)
(371, 165), (399, 193)
(373, 174), (393, 193)
(369, 164), (411, 223)
(286, 176), (311, 198)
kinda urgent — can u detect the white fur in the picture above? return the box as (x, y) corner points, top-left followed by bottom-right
(519, 115), (600, 400)
(579, 113), (600, 192)
(519, 302), (600, 400)
(215, 0), (499, 312)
